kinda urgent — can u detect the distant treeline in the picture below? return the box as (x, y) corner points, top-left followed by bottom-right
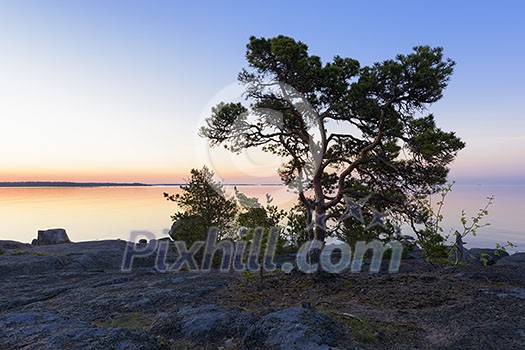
(0, 182), (151, 187)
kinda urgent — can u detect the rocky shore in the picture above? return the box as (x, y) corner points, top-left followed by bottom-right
(0, 238), (524, 349)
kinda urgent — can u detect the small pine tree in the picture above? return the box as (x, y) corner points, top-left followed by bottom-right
(164, 166), (237, 246)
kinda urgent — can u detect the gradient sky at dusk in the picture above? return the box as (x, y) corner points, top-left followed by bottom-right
(1, 1), (524, 184)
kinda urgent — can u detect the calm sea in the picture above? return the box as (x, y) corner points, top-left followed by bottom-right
(0, 185), (523, 253)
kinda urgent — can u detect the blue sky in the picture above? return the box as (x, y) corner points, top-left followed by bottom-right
(0, 0), (523, 184)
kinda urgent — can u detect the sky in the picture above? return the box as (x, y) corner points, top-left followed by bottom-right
(0, 0), (524, 185)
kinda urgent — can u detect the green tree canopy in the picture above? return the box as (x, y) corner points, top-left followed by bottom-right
(200, 35), (465, 244)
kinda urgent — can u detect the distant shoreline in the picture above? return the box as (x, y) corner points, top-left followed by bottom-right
(0, 182), (285, 188)
(0, 182), (152, 188)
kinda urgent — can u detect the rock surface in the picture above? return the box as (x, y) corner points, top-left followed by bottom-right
(467, 248), (509, 265)
(0, 240), (142, 277)
(498, 252), (525, 265)
(242, 307), (357, 349)
(0, 310), (165, 350)
(0, 240), (524, 349)
(32, 228), (71, 245)
(151, 305), (259, 343)
(0, 240), (31, 251)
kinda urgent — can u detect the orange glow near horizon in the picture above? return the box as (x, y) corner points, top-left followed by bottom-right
(0, 167), (283, 184)
(0, 168), (187, 184)
(1, 138), (522, 185)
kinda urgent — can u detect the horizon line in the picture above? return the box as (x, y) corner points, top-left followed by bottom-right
(0, 181), (285, 188)
(0, 178), (523, 188)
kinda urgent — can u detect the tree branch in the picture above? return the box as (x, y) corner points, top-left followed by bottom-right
(323, 109), (386, 209)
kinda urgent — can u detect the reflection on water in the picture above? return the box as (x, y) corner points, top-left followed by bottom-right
(0, 186), (176, 243)
(0, 185), (523, 252)
(0, 185), (296, 243)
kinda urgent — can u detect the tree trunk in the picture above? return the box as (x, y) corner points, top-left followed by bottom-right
(305, 177), (327, 267)
(313, 206), (326, 242)
(312, 175), (327, 242)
